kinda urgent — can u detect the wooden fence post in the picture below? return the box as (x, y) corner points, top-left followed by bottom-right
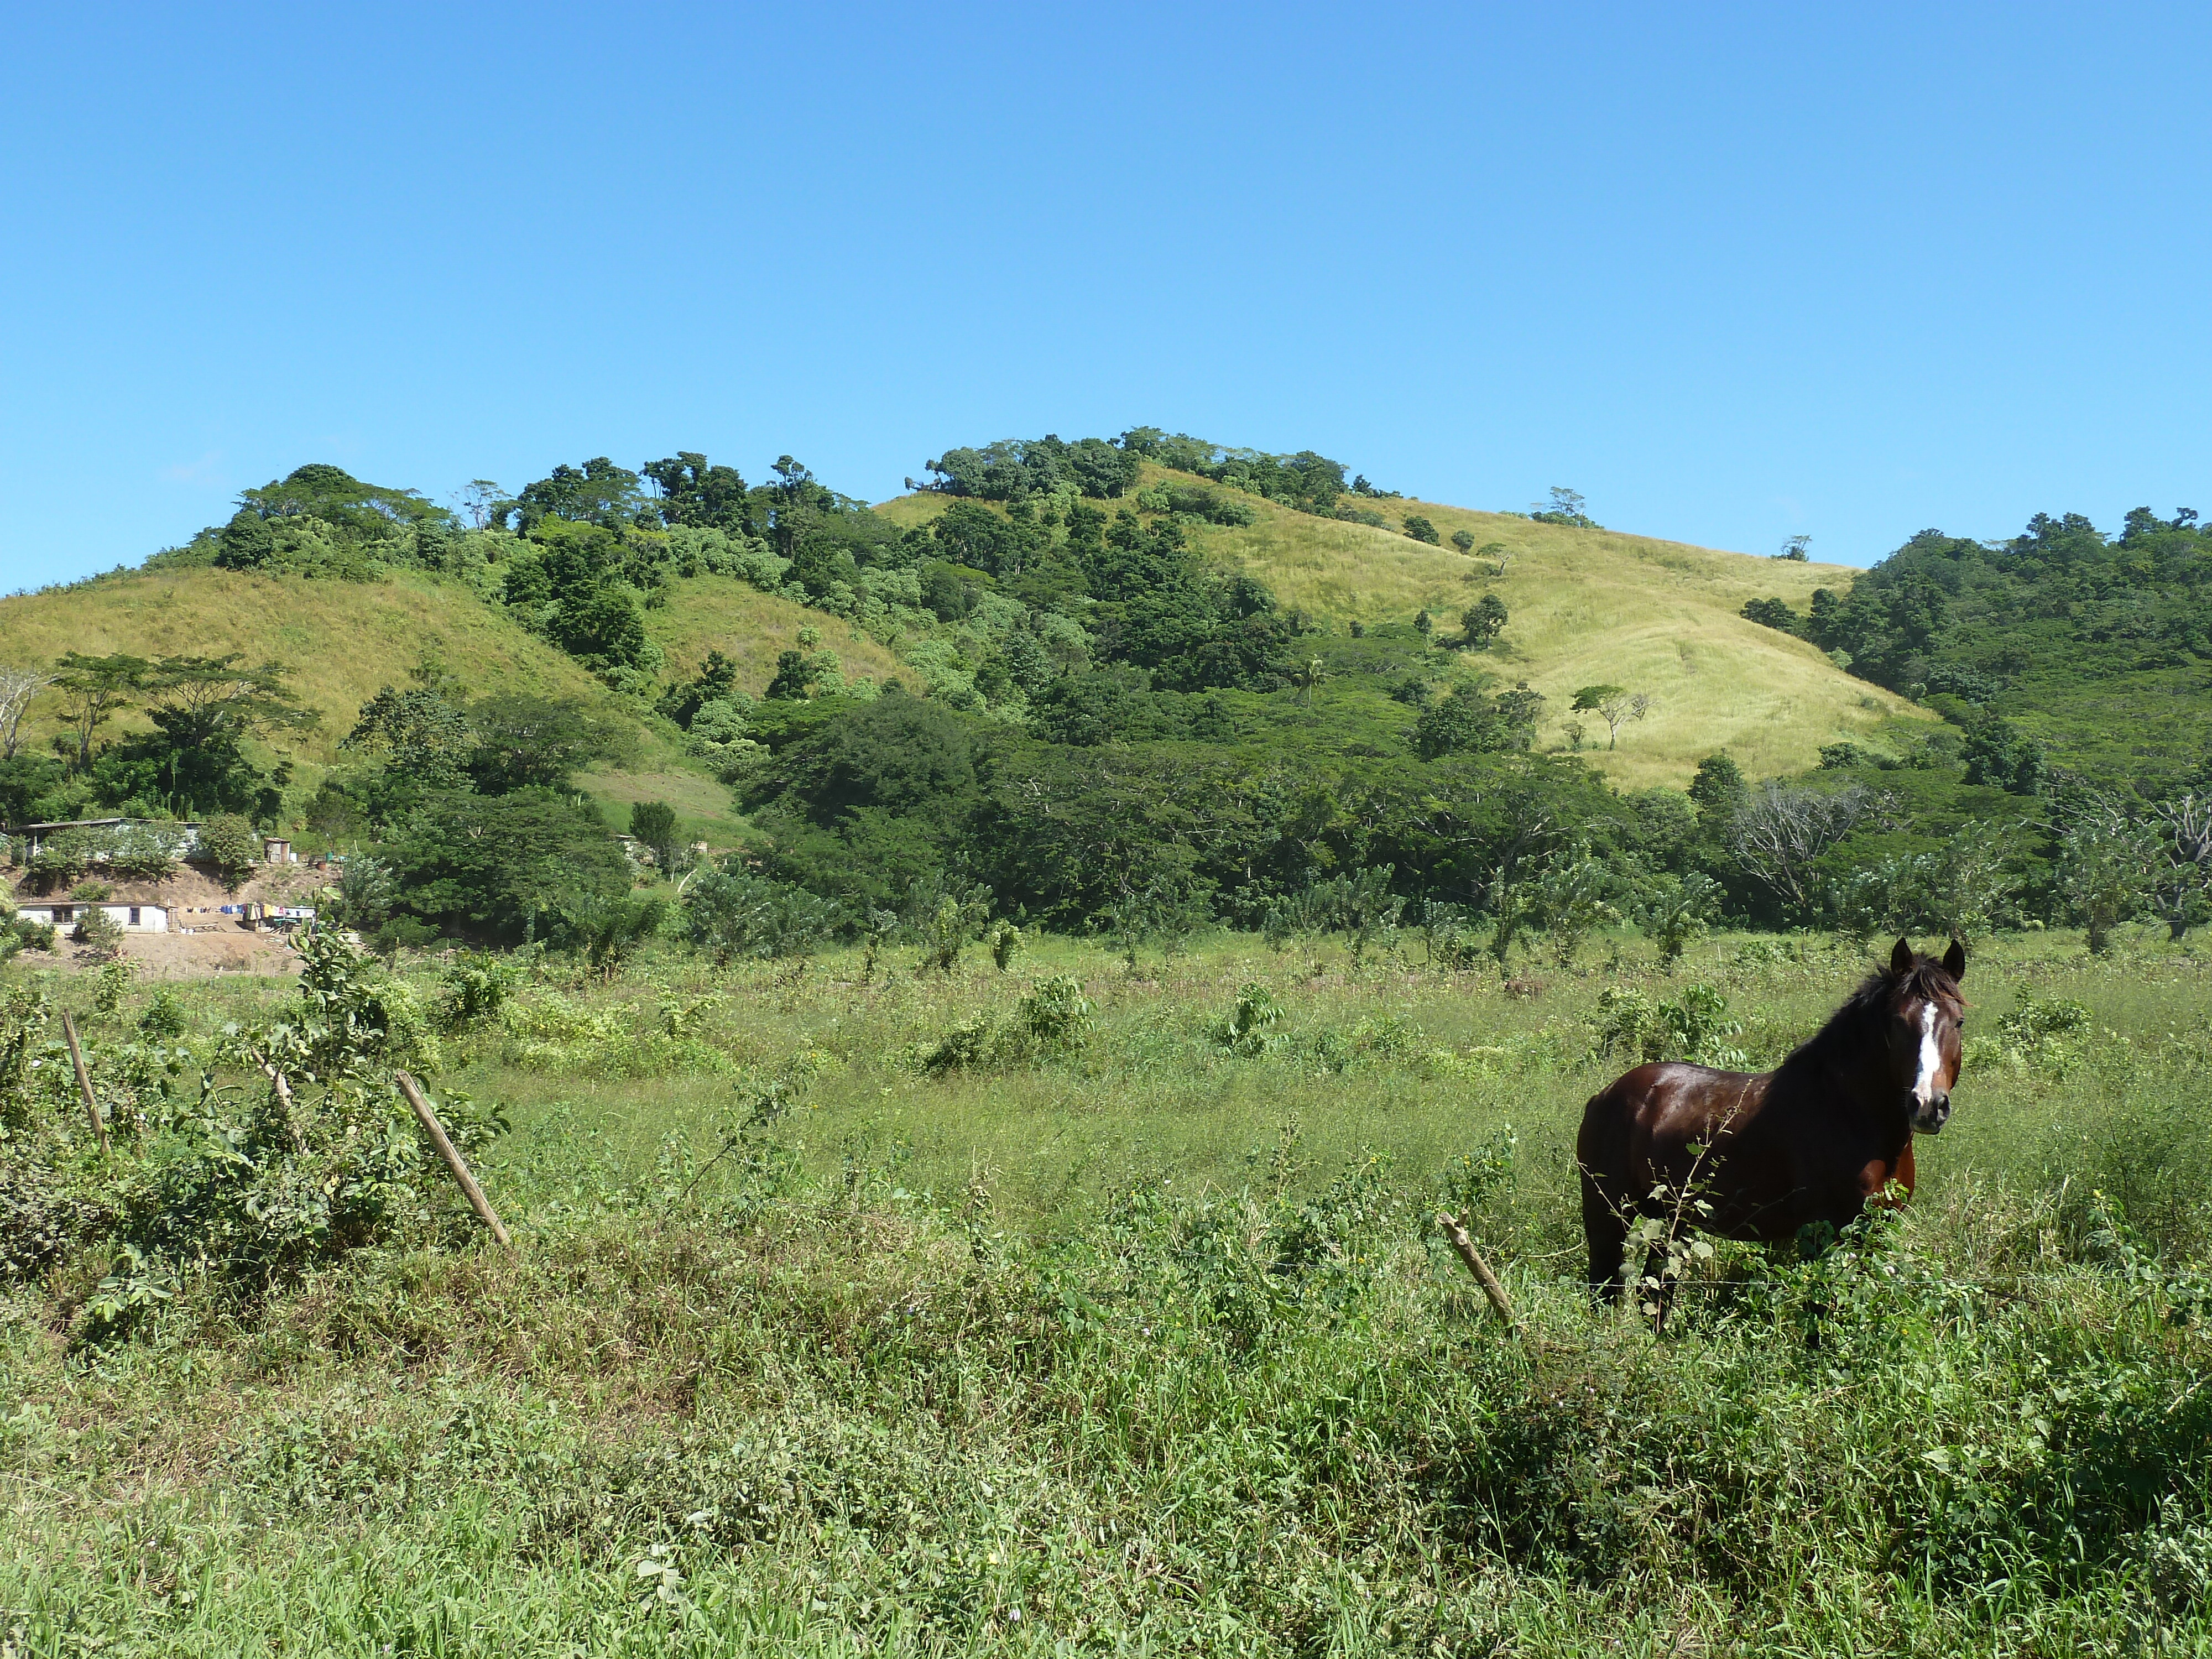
(60, 1011), (108, 1156)
(395, 1071), (512, 1249)
(1437, 1211), (1519, 1336)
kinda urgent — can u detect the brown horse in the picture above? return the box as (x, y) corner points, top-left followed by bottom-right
(1578, 937), (1966, 1300)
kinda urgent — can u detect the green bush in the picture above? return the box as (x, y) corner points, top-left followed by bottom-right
(0, 926), (477, 1303)
(684, 864), (842, 965)
(1212, 982), (1285, 1056)
(1596, 983), (1747, 1068)
(197, 813), (262, 890)
(70, 906), (124, 960)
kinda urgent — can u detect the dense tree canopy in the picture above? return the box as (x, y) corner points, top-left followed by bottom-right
(1741, 506), (2212, 787)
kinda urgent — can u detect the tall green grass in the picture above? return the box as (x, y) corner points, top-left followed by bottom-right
(4, 927), (2209, 1654)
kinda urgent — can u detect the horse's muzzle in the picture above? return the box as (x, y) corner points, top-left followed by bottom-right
(1912, 1092), (1951, 1134)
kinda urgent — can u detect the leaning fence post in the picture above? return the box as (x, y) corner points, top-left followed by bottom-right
(395, 1071), (512, 1249)
(60, 1011), (108, 1156)
(1437, 1211), (1519, 1336)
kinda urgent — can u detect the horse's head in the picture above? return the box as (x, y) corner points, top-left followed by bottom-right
(1885, 937), (1966, 1133)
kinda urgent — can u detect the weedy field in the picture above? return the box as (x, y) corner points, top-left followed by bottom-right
(3, 927), (2210, 1656)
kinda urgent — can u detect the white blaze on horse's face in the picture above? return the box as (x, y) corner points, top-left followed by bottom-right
(1906, 999), (1954, 1133)
(1911, 1002), (1942, 1107)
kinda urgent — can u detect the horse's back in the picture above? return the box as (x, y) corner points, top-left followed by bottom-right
(1579, 1062), (1770, 1175)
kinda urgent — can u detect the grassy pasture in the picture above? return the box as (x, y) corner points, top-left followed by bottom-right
(4, 926), (2209, 1653)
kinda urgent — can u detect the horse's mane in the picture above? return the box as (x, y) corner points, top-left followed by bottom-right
(1778, 955), (1960, 1076)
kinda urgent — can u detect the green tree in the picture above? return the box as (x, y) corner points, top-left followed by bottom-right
(1776, 534), (1812, 561)
(549, 583), (650, 668)
(683, 863), (842, 964)
(629, 800), (679, 874)
(1412, 682), (1542, 758)
(466, 695), (616, 794)
(53, 653), (151, 770)
(379, 789), (630, 939)
(1741, 597), (1803, 634)
(1402, 515), (1441, 545)
(642, 452), (750, 531)
(343, 685), (474, 787)
(2057, 797), (2157, 954)
(1571, 685), (1651, 749)
(1459, 594), (1509, 650)
(87, 655), (313, 820)
(1635, 872), (1723, 966)
(1526, 847), (1620, 967)
(1687, 754), (1746, 823)
(197, 813), (263, 891)
(552, 890), (668, 980)
(508, 457), (647, 531)
(331, 854), (398, 931)
(764, 649), (825, 701)
(1530, 487), (1597, 528)
(1450, 529), (1477, 555)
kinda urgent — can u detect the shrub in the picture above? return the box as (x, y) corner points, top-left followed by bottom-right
(1402, 514), (1441, 544)
(439, 951), (519, 1029)
(1596, 983), (1746, 1068)
(1212, 982), (1284, 1056)
(8, 918), (55, 954)
(629, 800), (679, 874)
(93, 958), (134, 1018)
(69, 879), (114, 902)
(137, 988), (189, 1039)
(71, 906), (124, 960)
(684, 864), (842, 965)
(107, 823), (185, 881)
(2, 925), (473, 1302)
(1012, 974), (1093, 1053)
(551, 891), (668, 980)
(374, 916), (440, 956)
(197, 813), (262, 890)
(920, 975), (1093, 1073)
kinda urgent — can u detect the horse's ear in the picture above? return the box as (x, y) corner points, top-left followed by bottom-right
(1943, 937), (1966, 981)
(1890, 937), (1915, 976)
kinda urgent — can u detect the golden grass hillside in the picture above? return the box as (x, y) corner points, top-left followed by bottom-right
(0, 567), (620, 768)
(0, 565), (901, 844)
(644, 573), (905, 688)
(881, 468), (1924, 788)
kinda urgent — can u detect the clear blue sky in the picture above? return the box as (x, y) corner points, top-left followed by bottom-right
(3, 2), (2206, 588)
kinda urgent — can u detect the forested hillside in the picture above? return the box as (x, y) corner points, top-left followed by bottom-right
(2, 431), (2205, 956)
(1739, 507), (2211, 789)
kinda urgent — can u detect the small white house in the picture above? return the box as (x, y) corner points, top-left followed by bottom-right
(18, 900), (169, 933)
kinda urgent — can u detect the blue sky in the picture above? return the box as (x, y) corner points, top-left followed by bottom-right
(2, 2), (2206, 587)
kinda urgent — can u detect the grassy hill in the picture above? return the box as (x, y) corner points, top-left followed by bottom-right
(0, 469), (1918, 831)
(879, 467), (1923, 789)
(0, 565), (898, 843)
